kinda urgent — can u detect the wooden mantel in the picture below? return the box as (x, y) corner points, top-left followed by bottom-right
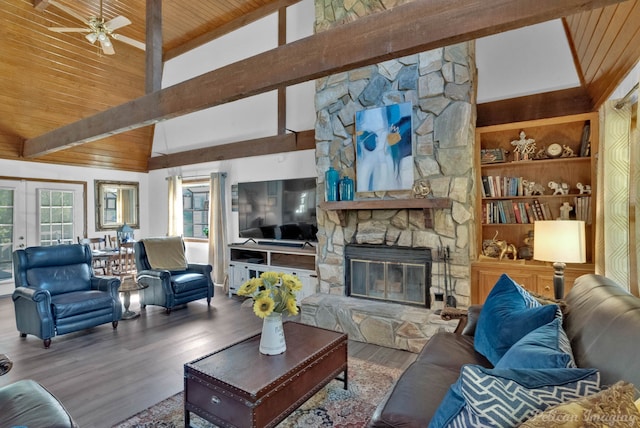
(319, 198), (452, 228)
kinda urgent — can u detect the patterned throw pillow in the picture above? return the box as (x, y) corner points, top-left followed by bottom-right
(474, 273), (560, 365)
(520, 381), (640, 427)
(495, 317), (576, 369)
(429, 365), (601, 428)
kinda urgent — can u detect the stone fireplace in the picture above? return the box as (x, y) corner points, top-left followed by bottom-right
(301, 0), (478, 352)
(345, 244), (432, 307)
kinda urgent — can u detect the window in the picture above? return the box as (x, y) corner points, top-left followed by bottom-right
(183, 182), (209, 239)
(39, 189), (75, 246)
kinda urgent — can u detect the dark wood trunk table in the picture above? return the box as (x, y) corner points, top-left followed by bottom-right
(184, 321), (348, 428)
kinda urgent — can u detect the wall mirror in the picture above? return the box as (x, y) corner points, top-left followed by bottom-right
(95, 180), (139, 231)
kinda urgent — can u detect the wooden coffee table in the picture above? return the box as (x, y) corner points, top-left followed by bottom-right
(184, 322), (348, 428)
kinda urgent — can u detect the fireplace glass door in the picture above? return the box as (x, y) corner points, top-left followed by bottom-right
(350, 259), (427, 306)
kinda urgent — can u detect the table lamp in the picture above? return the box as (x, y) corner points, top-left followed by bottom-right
(533, 220), (586, 299)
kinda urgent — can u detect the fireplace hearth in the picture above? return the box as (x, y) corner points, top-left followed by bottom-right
(345, 244), (432, 308)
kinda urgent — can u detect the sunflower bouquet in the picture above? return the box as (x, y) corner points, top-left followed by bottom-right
(237, 271), (302, 319)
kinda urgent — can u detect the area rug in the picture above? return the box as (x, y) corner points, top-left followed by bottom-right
(113, 357), (402, 428)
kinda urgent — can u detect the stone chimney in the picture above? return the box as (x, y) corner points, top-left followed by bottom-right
(313, 0), (478, 308)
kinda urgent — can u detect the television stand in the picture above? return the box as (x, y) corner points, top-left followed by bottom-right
(257, 240), (305, 248)
(228, 242), (317, 301)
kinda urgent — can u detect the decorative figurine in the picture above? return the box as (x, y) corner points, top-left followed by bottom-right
(548, 181), (569, 195)
(522, 179), (545, 196)
(577, 182), (592, 195)
(561, 145), (577, 158)
(559, 202), (573, 220)
(518, 230), (535, 260)
(535, 146), (549, 160)
(412, 178), (433, 198)
(483, 231), (518, 261)
(510, 131), (536, 161)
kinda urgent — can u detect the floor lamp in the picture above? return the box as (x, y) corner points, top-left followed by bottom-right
(533, 220), (586, 299)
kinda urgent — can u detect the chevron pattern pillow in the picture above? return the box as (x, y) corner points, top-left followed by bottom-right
(429, 365), (601, 428)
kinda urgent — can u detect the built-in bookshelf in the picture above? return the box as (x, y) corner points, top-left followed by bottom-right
(472, 112), (598, 303)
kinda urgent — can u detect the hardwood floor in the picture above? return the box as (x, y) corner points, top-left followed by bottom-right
(0, 287), (417, 427)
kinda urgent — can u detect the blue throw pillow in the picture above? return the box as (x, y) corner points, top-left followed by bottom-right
(429, 365), (601, 428)
(495, 317), (576, 369)
(474, 273), (560, 365)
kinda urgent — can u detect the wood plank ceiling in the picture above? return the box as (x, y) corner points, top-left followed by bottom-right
(0, 0), (638, 172)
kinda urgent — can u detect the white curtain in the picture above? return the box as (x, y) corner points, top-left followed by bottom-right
(167, 176), (183, 236)
(632, 97), (640, 296)
(596, 96), (639, 296)
(209, 172), (228, 288)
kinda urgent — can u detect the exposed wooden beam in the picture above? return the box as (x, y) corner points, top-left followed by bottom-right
(477, 87), (594, 127)
(561, 17), (587, 88)
(33, 0), (49, 12)
(147, 130), (315, 170)
(145, 0), (163, 94)
(164, 0), (302, 61)
(23, 0), (626, 159)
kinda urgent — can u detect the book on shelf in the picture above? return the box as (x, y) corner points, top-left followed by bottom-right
(541, 202), (553, 220)
(580, 121), (591, 157)
(497, 201), (507, 223)
(533, 199), (545, 221)
(484, 200), (529, 224)
(481, 175), (526, 198)
(524, 202), (536, 222)
(574, 196), (592, 224)
(518, 202), (529, 223)
(512, 202), (522, 223)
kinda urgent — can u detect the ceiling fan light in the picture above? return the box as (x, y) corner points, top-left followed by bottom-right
(103, 38), (112, 47)
(97, 32), (107, 41)
(86, 33), (98, 44)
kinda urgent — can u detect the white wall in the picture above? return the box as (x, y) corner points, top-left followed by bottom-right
(152, 0), (316, 156)
(0, 158), (150, 240)
(147, 150), (316, 264)
(476, 20), (580, 103)
(147, 0), (317, 264)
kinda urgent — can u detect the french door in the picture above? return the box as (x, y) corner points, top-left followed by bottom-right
(0, 179), (85, 296)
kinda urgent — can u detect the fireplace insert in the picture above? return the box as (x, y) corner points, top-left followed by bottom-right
(345, 244), (432, 307)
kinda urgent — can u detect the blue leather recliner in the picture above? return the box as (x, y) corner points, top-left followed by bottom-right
(134, 238), (213, 314)
(12, 244), (122, 348)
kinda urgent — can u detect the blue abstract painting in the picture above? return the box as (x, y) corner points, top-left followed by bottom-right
(355, 102), (413, 192)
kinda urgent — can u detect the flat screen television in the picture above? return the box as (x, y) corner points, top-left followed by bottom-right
(237, 177), (318, 243)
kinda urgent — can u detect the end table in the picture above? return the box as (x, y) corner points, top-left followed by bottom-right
(119, 280), (148, 319)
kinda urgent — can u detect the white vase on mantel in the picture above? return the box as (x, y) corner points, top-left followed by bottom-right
(259, 312), (286, 355)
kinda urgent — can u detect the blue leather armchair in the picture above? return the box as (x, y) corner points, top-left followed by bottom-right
(134, 238), (213, 314)
(12, 244), (122, 348)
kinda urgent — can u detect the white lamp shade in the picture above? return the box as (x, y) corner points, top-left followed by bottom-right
(533, 220), (586, 263)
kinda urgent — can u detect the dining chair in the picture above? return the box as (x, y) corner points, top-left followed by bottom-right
(78, 237), (110, 275)
(105, 235), (118, 249)
(111, 242), (136, 287)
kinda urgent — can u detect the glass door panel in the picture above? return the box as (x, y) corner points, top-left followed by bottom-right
(0, 180), (85, 296)
(0, 188), (15, 289)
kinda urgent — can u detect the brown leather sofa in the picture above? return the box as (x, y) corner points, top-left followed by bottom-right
(0, 353), (78, 427)
(369, 274), (640, 427)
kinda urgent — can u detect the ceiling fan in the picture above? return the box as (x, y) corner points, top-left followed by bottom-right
(47, 0), (145, 55)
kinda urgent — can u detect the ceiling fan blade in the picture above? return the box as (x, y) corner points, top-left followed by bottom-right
(47, 0), (89, 25)
(99, 38), (115, 55)
(49, 27), (90, 33)
(112, 34), (145, 51)
(105, 16), (131, 32)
